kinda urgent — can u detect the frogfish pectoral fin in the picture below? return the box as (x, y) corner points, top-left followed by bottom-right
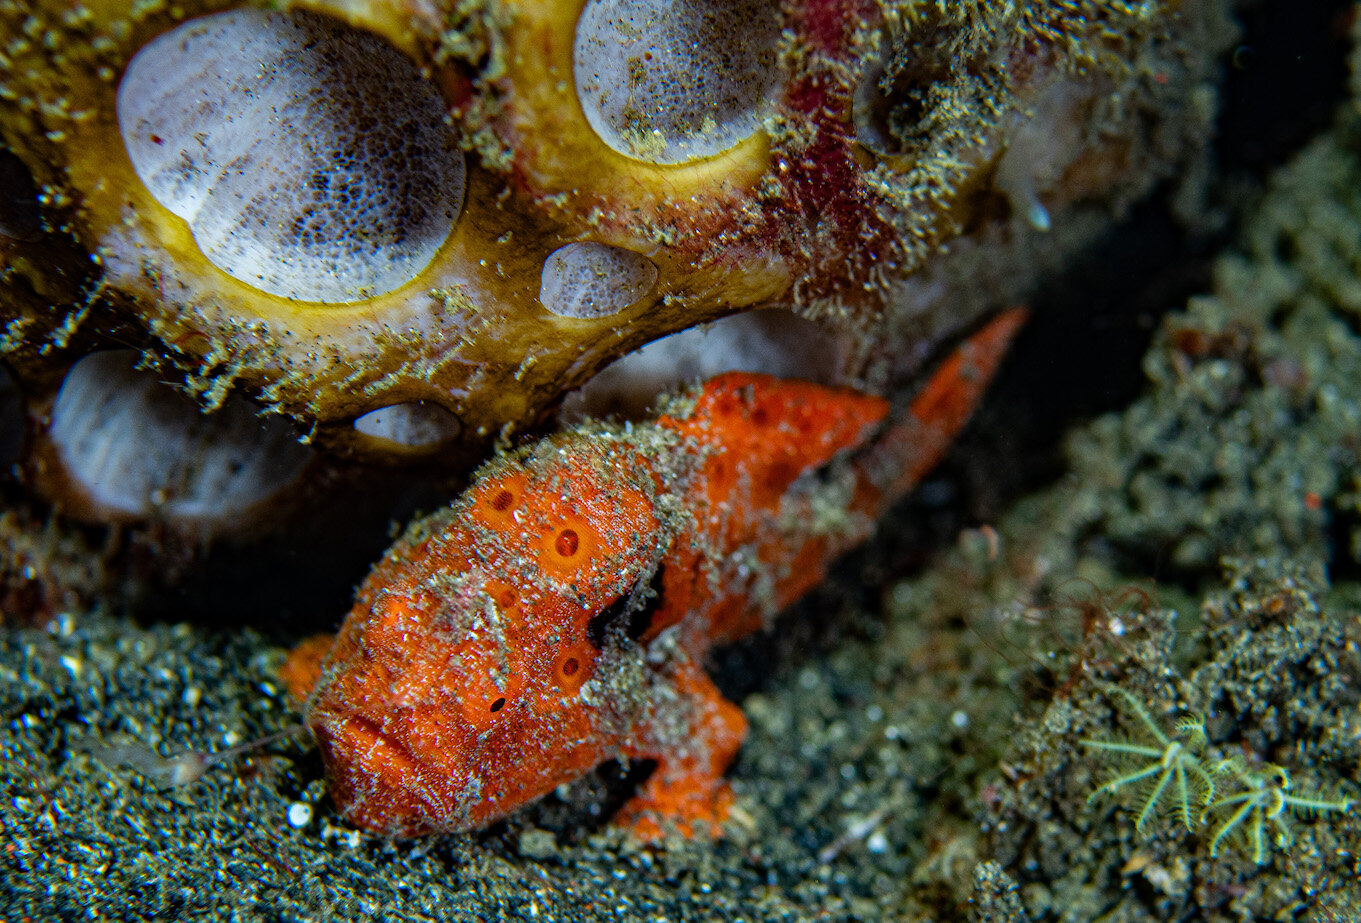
(615, 654), (748, 840)
(280, 632), (334, 702)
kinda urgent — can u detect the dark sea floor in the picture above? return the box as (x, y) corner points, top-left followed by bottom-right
(8, 16), (1361, 923)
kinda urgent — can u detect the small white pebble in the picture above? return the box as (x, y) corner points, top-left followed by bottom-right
(287, 802), (312, 828)
(866, 831), (889, 854)
(59, 655), (82, 679)
(181, 686), (202, 708)
(866, 704), (883, 722)
(951, 710), (969, 729)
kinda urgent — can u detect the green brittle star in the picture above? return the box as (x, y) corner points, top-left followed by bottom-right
(1206, 758), (1351, 864)
(1079, 686), (1353, 862)
(1080, 686), (1215, 833)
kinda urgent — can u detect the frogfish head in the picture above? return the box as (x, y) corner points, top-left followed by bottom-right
(303, 442), (678, 835)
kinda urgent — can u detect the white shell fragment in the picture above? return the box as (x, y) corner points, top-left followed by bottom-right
(286, 802), (313, 828)
(352, 402), (462, 448)
(539, 242), (659, 319)
(50, 351), (311, 520)
(117, 9), (464, 303)
(574, 0), (782, 164)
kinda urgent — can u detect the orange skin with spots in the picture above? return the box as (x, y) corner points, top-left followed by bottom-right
(287, 309), (1026, 839)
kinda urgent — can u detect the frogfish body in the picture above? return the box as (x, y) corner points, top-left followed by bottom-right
(285, 309), (1026, 838)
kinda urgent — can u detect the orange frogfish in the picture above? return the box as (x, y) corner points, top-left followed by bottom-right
(284, 309), (1026, 838)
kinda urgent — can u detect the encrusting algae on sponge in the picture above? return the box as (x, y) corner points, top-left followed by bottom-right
(0, 0), (1233, 549)
(284, 310), (1025, 839)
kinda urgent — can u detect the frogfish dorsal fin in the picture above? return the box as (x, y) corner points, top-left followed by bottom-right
(660, 372), (889, 510)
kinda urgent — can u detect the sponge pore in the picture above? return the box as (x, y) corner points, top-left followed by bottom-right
(539, 242), (658, 318)
(573, 0), (782, 164)
(117, 8), (464, 303)
(353, 402), (462, 448)
(50, 352), (310, 521)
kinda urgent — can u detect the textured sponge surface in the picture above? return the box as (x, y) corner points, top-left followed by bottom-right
(539, 242), (658, 318)
(117, 9), (464, 303)
(574, 0), (781, 164)
(50, 352), (310, 520)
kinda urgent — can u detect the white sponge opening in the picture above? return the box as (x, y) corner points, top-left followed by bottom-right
(353, 402), (461, 448)
(117, 9), (464, 303)
(539, 242), (658, 319)
(563, 309), (847, 420)
(574, 0), (782, 164)
(50, 352), (311, 521)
